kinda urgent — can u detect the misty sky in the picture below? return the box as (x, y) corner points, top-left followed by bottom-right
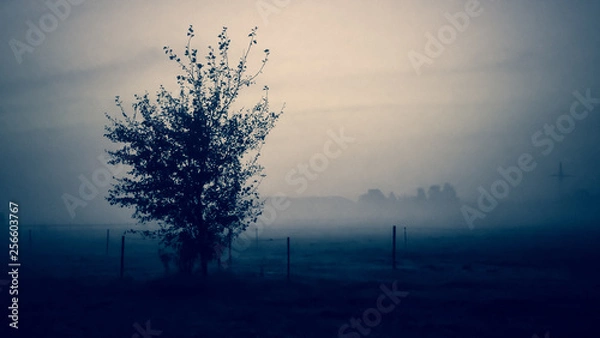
(1, 0), (599, 224)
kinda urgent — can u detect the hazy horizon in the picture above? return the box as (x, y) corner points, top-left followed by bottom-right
(1, 0), (600, 225)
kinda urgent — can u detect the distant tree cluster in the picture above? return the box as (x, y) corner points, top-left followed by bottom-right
(426, 183), (458, 203)
(357, 183), (461, 224)
(359, 183), (458, 205)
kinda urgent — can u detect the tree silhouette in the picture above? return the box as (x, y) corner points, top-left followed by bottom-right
(104, 26), (283, 276)
(441, 182), (458, 202)
(427, 185), (442, 202)
(358, 189), (387, 205)
(416, 187), (426, 201)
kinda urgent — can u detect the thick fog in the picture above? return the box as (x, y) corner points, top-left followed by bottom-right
(1, 0), (599, 228)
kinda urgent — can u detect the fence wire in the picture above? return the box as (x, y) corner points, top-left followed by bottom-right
(13, 223), (573, 281)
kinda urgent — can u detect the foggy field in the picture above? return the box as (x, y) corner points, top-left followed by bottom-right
(6, 221), (600, 337)
(3, 1), (600, 337)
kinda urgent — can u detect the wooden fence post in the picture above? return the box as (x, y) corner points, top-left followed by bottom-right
(392, 225), (397, 270)
(287, 237), (291, 281)
(255, 228), (259, 248)
(120, 235), (125, 279)
(228, 231), (232, 267)
(106, 229), (110, 255)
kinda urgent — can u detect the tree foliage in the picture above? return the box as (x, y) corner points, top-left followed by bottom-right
(104, 26), (283, 275)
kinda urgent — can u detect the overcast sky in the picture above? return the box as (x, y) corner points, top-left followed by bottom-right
(1, 0), (599, 224)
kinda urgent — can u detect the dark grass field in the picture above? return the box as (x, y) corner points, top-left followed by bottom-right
(2, 222), (600, 337)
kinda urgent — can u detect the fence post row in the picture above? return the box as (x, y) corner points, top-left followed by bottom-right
(32, 225), (410, 279)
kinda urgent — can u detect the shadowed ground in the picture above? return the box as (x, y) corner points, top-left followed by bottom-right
(4, 222), (600, 337)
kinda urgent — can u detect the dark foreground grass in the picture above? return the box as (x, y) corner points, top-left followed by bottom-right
(4, 223), (600, 337)
(10, 256), (600, 337)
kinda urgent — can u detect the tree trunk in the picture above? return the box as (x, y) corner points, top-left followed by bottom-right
(200, 254), (209, 276)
